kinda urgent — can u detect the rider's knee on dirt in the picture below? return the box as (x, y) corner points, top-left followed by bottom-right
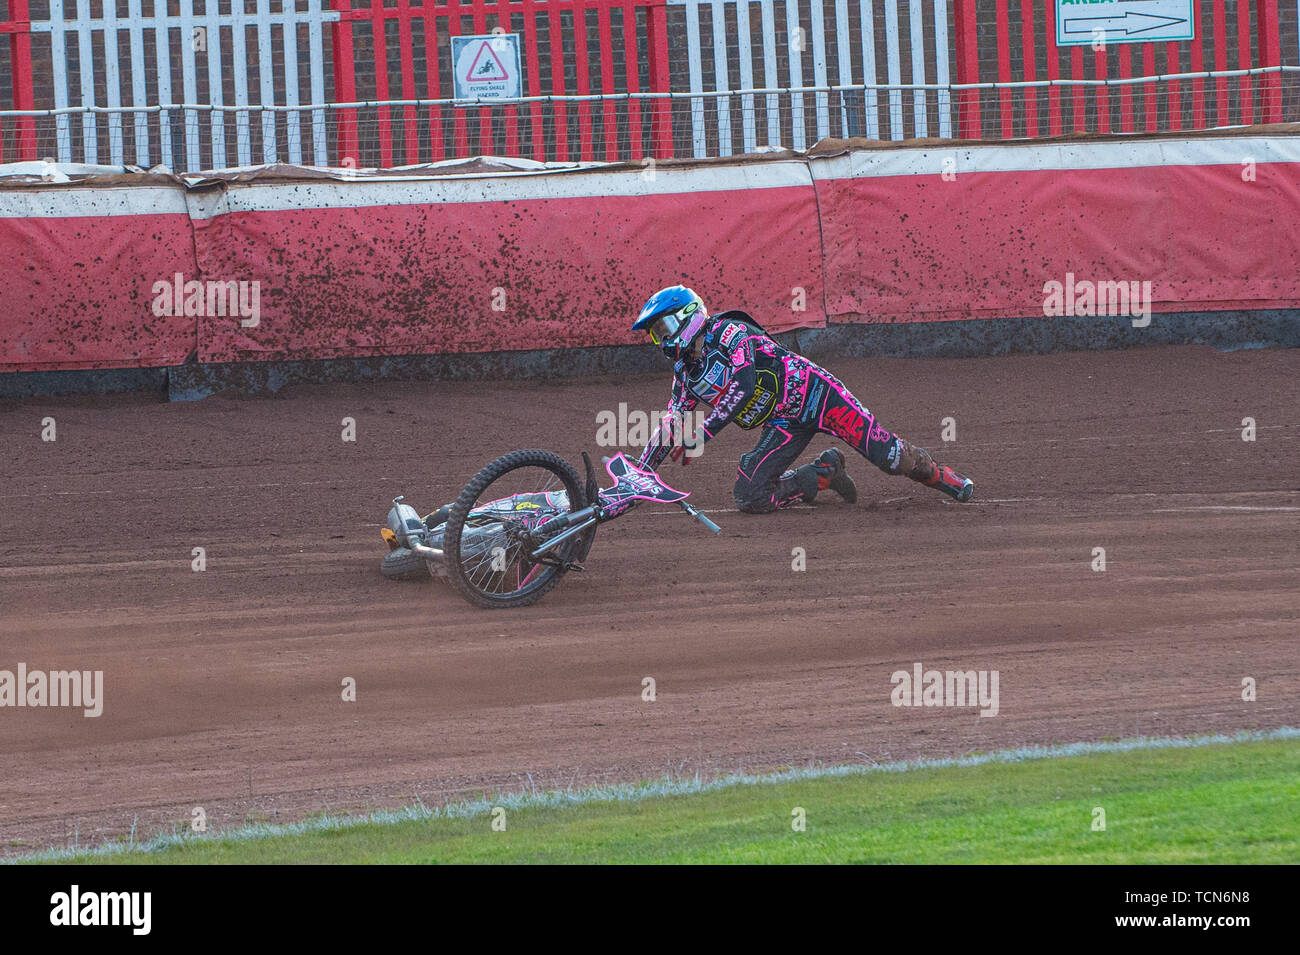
(733, 465), (819, 513)
(733, 477), (779, 513)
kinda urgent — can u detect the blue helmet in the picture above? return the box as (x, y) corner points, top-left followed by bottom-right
(632, 286), (709, 360)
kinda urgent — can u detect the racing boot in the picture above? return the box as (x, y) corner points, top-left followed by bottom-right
(782, 448), (858, 505)
(897, 440), (974, 503)
(813, 448), (857, 503)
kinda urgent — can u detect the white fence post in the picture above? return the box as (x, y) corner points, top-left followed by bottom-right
(909, 0), (927, 135)
(204, 2), (226, 168)
(933, 0), (951, 138)
(736, 0), (756, 151)
(154, 0), (174, 170)
(30, 0), (339, 171)
(307, 0), (330, 166)
(785, 0), (805, 150)
(74, 0), (97, 164)
(859, 0), (879, 139)
(102, 0), (123, 164)
(711, 0), (732, 156)
(282, 0), (303, 164)
(47, 0), (72, 162)
(257, 0), (277, 165)
(810, 0), (829, 142)
(883, 0), (903, 139)
(685, 0), (707, 157)
(833, 0), (851, 137)
(231, 0), (252, 167)
(127, 0), (149, 167)
(759, 0), (780, 146)
(179, 0), (201, 170)
(668, 0), (951, 153)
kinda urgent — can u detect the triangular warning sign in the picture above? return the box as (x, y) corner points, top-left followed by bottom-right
(466, 40), (509, 82)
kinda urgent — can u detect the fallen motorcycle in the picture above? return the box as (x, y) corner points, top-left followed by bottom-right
(380, 449), (721, 609)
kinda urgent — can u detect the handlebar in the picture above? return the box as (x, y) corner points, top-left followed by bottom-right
(679, 500), (722, 535)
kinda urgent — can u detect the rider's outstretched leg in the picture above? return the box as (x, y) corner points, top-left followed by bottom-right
(889, 438), (974, 502)
(814, 370), (975, 503)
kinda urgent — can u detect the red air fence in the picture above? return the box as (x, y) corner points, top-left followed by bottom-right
(4, 134), (1300, 373)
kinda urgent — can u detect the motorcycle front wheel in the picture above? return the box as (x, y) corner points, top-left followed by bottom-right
(443, 449), (593, 609)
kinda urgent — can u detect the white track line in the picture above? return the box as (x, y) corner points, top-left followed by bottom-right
(1153, 505), (1300, 513)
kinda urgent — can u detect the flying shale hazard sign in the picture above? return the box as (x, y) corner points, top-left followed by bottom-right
(1056, 0), (1194, 46)
(451, 34), (522, 101)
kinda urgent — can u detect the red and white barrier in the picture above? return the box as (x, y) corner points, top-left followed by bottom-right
(1, 186), (196, 370)
(812, 137), (1300, 322)
(2, 135), (1298, 373)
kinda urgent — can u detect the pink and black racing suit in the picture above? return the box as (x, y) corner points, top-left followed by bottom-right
(637, 310), (937, 513)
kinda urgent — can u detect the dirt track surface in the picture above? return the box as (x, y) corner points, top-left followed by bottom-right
(1, 345), (1297, 855)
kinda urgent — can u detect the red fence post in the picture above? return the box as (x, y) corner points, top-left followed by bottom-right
(1043, 0), (1062, 136)
(423, 2), (445, 161)
(331, 0), (361, 166)
(8, 0), (37, 160)
(1212, 0), (1228, 126)
(1065, 44), (1083, 132)
(596, 2), (617, 159)
(952, 0), (981, 138)
(573, 0), (594, 160)
(396, 0), (419, 164)
(548, 1), (568, 160)
(495, 0), (520, 158)
(1143, 45), (1157, 131)
(1237, 0), (1254, 124)
(1165, 42), (1181, 131)
(1256, 0), (1282, 122)
(1117, 45), (1134, 133)
(446, 0), (470, 158)
(1095, 43), (1109, 134)
(521, 0), (545, 159)
(623, 3), (642, 160)
(993, 0), (1012, 137)
(645, 0), (672, 157)
(1188, 0), (1205, 129)
(1019, 0), (1038, 137)
(470, 2), (492, 153)
(372, 2), (395, 165)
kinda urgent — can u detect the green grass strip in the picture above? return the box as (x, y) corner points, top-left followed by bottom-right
(21, 728), (1299, 864)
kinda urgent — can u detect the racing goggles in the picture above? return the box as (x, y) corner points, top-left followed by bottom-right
(646, 312), (683, 347)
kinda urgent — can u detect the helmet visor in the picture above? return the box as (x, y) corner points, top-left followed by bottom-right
(646, 313), (681, 347)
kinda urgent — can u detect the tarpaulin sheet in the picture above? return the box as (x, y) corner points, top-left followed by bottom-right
(5, 132), (1300, 373)
(193, 175), (824, 363)
(811, 136), (1300, 321)
(0, 187), (197, 371)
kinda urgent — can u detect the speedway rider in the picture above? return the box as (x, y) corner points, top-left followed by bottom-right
(632, 286), (974, 512)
